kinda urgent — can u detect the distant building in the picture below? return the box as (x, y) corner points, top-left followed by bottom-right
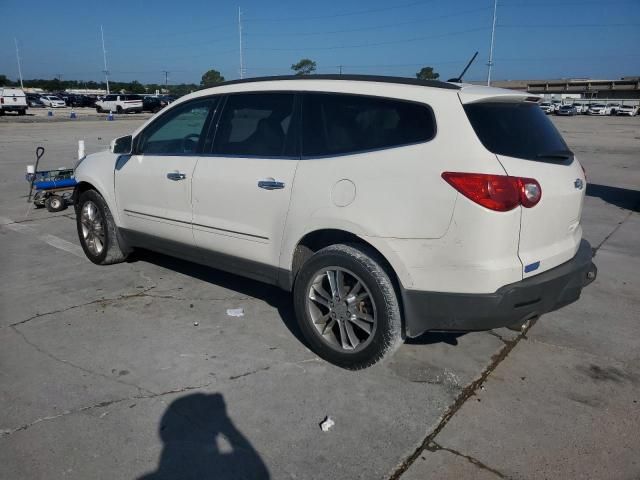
(481, 77), (640, 100)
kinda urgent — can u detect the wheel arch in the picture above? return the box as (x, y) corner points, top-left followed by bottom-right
(287, 228), (413, 338)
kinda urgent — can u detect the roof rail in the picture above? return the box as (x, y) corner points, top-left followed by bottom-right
(210, 74), (460, 90)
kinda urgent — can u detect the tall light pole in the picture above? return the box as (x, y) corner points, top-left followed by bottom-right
(162, 70), (169, 90)
(14, 38), (24, 89)
(238, 7), (244, 79)
(487, 0), (498, 86)
(100, 25), (110, 94)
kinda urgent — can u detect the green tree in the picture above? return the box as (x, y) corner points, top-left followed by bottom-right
(0, 74), (14, 86)
(291, 58), (316, 76)
(416, 66), (440, 80)
(200, 69), (225, 88)
(128, 80), (146, 93)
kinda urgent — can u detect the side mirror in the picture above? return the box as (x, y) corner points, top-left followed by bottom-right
(111, 135), (133, 154)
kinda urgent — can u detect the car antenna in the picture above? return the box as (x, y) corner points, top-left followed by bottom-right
(447, 51), (479, 83)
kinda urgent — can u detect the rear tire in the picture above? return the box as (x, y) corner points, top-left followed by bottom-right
(116, 106), (123, 114)
(293, 243), (403, 370)
(76, 189), (129, 265)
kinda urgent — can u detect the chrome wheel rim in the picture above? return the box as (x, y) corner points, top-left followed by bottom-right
(80, 201), (105, 256)
(306, 267), (377, 352)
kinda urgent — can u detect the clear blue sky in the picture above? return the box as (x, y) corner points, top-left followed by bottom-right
(1, 0), (639, 84)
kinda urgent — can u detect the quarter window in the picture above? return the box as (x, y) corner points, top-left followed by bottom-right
(212, 93), (296, 157)
(137, 99), (215, 155)
(302, 93), (436, 156)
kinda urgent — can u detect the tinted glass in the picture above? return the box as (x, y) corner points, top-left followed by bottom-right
(138, 99), (214, 155)
(213, 93), (296, 157)
(302, 93), (435, 156)
(464, 102), (571, 161)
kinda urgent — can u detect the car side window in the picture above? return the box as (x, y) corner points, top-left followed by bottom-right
(137, 98), (216, 155)
(302, 93), (436, 157)
(212, 93), (296, 157)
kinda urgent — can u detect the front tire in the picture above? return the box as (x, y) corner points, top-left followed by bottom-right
(76, 189), (128, 265)
(293, 243), (403, 370)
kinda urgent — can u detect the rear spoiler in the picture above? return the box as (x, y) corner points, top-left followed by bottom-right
(458, 85), (541, 105)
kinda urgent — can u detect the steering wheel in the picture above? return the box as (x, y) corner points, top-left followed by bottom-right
(182, 133), (200, 153)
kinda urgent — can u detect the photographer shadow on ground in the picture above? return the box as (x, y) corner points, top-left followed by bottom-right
(138, 392), (270, 480)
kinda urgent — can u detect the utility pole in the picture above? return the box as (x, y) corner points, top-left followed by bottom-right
(487, 0), (498, 86)
(238, 7), (244, 79)
(100, 25), (110, 94)
(14, 38), (24, 89)
(339, 65), (343, 75)
(162, 70), (169, 90)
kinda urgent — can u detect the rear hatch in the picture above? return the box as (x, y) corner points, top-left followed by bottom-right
(461, 91), (585, 277)
(1, 88), (27, 107)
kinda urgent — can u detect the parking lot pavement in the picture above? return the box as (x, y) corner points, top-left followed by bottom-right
(0, 115), (638, 479)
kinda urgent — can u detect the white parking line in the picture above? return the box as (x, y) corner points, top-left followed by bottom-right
(0, 216), (85, 258)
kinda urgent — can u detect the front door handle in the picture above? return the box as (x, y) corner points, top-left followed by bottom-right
(167, 172), (186, 181)
(258, 178), (285, 190)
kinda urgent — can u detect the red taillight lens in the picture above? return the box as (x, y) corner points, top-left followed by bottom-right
(442, 172), (541, 211)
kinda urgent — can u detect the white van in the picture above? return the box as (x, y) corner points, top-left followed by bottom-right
(0, 87), (28, 115)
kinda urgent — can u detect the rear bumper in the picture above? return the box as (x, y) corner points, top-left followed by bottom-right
(401, 239), (597, 337)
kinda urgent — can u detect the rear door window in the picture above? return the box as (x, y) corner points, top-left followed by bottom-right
(464, 102), (571, 161)
(302, 93), (436, 157)
(212, 93), (296, 157)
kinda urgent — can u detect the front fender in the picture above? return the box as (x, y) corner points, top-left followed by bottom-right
(74, 151), (121, 226)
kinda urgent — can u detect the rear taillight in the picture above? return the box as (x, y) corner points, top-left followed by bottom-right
(442, 172), (541, 211)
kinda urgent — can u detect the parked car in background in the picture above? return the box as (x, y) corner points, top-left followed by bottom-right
(606, 103), (620, 115)
(26, 93), (44, 107)
(40, 95), (66, 108)
(556, 105), (577, 116)
(616, 104), (639, 116)
(0, 87), (28, 115)
(573, 104), (587, 114)
(540, 102), (554, 114)
(143, 95), (170, 113)
(552, 100), (562, 112)
(587, 103), (608, 115)
(96, 94), (143, 113)
(73, 75), (597, 369)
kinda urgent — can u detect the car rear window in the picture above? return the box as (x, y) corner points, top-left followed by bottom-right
(302, 93), (435, 157)
(464, 102), (571, 161)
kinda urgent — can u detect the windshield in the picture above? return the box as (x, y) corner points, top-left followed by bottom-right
(464, 101), (571, 161)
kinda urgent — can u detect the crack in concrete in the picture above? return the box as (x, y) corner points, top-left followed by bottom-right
(0, 382), (211, 438)
(229, 366), (271, 380)
(594, 210), (634, 253)
(8, 284), (157, 328)
(388, 319), (537, 480)
(10, 325), (155, 396)
(426, 441), (508, 479)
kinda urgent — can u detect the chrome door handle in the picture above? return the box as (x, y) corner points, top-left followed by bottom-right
(258, 178), (285, 190)
(167, 172), (186, 181)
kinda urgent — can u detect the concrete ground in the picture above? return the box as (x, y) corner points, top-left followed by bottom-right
(0, 113), (638, 480)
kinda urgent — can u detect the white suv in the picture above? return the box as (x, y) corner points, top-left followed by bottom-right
(73, 75), (597, 369)
(96, 94), (143, 114)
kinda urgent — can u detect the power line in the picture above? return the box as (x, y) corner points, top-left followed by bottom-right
(499, 23), (640, 28)
(245, 0), (436, 22)
(246, 6), (492, 37)
(246, 26), (489, 51)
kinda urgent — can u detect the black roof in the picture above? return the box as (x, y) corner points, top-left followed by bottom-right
(212, 74), (460, 90)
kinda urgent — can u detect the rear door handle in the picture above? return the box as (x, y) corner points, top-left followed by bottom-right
(258, 178), (285, 190)
(167, 172), (186, 181)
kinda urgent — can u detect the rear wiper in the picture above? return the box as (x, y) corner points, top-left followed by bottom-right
(536, 150), (574, 160)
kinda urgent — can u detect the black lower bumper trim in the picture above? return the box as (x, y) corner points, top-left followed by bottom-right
(401, 240), (597, 337)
